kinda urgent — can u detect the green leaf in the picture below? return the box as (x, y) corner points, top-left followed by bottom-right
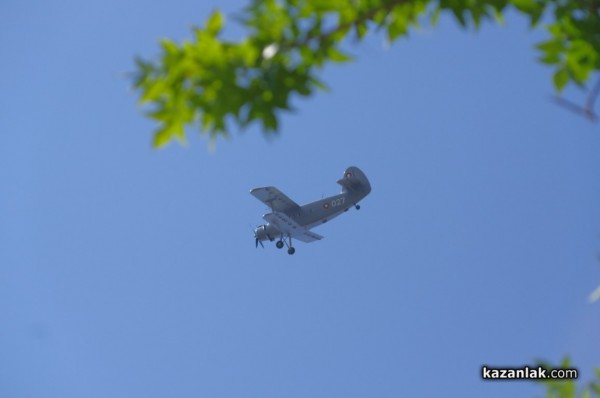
(140, 80), (167, 102)
(566, 53), (589, 84)
(470, 7), (484, 28)
(153, 125), (175, 148)
(553, 67), (569, 91)
(327, 47), (352, 63)
(355, 21), (368, 39)
(511, 0), (535, 12)
(430, 7), (441, 25)
(262, 110), (278, 131)
(238, 40), (259, 66)
(160, 39), (179, 56)
(583, 390), (591, 398)
(511, 0), (545, 26)
(559, 357), (571, 368)
(493, 7), (505, 25)
(537, 39), (566, 55)
(387, 7), (410, 41)
(538, 53), (561, 65)
(309, 75), (328, 91)
(206, 10), (224, 36)
(451, 8), (467, 27)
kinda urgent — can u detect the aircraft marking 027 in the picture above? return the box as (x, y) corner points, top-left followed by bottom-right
(331, 197), (345, 207)
(250, 166), (371, 255)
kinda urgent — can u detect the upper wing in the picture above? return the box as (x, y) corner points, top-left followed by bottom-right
(250, 186), (301, 214)
(263, 212), (324, 243)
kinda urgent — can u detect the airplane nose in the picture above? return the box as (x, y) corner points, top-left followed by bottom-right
(254, 225), (265, 240)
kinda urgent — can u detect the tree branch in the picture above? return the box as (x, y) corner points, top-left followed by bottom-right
(553, 95), (598, 122)
(289, 0), (411, 48)
(585, 77), (600, 116)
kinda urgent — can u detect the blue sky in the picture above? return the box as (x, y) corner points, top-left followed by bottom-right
(2, 1), (600, 397)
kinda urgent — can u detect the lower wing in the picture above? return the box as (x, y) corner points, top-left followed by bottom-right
(263, 213), (324, 243)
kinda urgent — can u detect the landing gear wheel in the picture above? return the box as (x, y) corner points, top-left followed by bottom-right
(276, 240), (284, 249)
(287, 247), (295, 255)
(355, 204), (361, 210)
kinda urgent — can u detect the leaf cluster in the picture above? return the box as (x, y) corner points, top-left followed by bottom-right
(134, 0), (600, 147)
(536, 358), (600, 398)
(533, 0), (600, 92)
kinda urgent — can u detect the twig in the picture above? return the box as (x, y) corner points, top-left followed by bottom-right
(585, 78), (600, 116)
(553, 95), (598, 122)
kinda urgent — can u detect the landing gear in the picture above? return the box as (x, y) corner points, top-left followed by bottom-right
(276, 234), (295, 255)
(355, 204), (361, 210)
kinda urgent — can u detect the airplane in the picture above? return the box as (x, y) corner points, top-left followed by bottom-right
(251, 166), (371, 255)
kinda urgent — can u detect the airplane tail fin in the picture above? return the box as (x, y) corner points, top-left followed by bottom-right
(337, 166), (371, 195)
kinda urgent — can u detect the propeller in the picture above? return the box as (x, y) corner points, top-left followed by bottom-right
(252, 224), (265, 248)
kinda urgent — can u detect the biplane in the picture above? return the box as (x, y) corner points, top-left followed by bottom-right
(251, 166), (371, 254)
